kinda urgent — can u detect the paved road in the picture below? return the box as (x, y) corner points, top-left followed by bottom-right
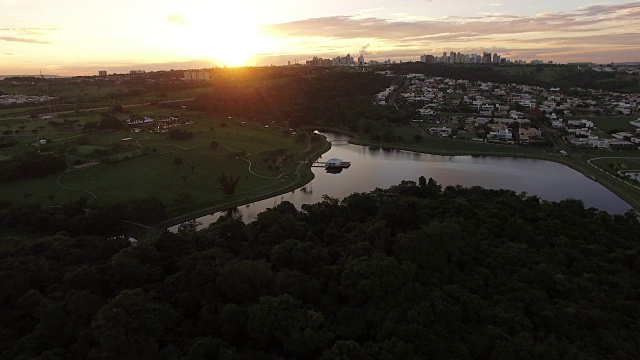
(535, 118), (569, 151)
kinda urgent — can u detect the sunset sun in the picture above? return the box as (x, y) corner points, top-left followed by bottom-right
(178, 4), (269, 67)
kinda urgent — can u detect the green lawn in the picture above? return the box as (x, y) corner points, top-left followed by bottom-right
(591, 157), (640, 172)
(0, 116), (319, 216)
(565, 115), (639, 132)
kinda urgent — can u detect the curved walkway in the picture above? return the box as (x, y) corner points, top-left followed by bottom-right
(587, 156), (640, 192)
(219, 144), (285, 180)
(147, 134), (328, 239)
(56, 166), (98, 200)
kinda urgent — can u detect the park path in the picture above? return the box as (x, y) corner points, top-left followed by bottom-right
(56, 166), (98, 199)
(219, 144), (285, 180)
(147, 133), (327, 239)
(586, 156), (640, 194)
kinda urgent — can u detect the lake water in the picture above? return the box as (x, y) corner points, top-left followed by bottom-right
(171, 132), (632, 230)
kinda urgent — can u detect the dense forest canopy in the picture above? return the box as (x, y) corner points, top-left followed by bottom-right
(1, 180), (639, 359)
(189, 70), (407, 132)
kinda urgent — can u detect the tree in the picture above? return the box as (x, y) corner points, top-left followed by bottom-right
(190, 165), (195, 174)
(89, 289), (172, 360)
(217, 172), (239, 195)
(181, 175), (188, 184)
(111, 104), (124, 113)
(169, 129), (193, 140)
(173, 157), (183, 169)
(209, 140), (219, 150)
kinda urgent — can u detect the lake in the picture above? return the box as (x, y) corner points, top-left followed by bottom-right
(171, 132), (632, 230)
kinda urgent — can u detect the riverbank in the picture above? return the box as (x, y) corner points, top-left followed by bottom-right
(146, 138), (332, 239)
(350, 137), (640, 213)
(300, 126), (358, 137)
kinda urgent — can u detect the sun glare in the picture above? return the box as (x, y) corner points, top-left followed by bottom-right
(179, 4), (271, 67)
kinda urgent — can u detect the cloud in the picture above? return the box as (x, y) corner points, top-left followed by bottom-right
(0, 27), (57, 44)
(260, 2), (640, 62)
(0, 36), (50, 44)
(0, 27), (59, 32)
(359, 43), (371, 55)
(166, 14), (188, 26)
(4, 52), (15, 55)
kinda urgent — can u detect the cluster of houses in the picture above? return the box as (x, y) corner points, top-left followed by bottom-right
(554, 117), (640, 149)
(0, 94), (54, 105)
(375, 72), (639, 149)
(125, 116), (189, 133)
(424, 117), (541, 144)
(374, 85), (398, 105)
(398, 74), (639, 119)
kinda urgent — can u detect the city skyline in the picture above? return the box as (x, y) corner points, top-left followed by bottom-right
(2, 0), (640, 76)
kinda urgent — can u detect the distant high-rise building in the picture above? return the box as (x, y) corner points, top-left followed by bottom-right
(482, 52), (492, 64)
(358, 54), (365, 66)
(98, 70), (107, 77)
(421, 54), (435, 64)
(346, 54), (353, 66)
(183, 70), (210, 81)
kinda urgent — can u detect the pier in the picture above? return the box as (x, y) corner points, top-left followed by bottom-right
(311, 158), (351, 170)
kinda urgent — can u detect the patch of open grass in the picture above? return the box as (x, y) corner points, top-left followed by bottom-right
(565, 115), (638, 132)
(0, 117), (319, 216)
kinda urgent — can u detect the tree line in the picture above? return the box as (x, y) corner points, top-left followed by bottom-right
(189, 69), (408, 133)
(0, 179), (638, 359)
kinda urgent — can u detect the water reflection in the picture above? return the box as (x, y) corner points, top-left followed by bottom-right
(170, 132), (632, 231)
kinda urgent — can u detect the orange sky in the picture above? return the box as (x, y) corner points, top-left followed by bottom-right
(1, 0), (640, 75)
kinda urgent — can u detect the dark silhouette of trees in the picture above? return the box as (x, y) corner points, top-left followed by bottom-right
(0, 152), (66, 182)
(217, 173), (239, 195)
(169, 129), (193, 140)
(1, 179), (639, 359)
(99, 113), (125, 130)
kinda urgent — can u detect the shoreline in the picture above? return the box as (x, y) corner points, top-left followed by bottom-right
(146, 138), (332, 239)
(145, 131), (639, 239)
(349, 137), (640, 212)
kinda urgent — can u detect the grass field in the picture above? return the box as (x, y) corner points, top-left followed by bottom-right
(0, 107), (323, 216)
(565, 115), (639, 132)
(591, 157), (640, 172)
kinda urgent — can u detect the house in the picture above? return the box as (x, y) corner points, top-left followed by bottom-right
(567, 119), (594, 128)
(608, 140), (635, 150)
(488, 129), (513, 141)
(612, 132), (634, 140)
(551, 120), (564, 128)
(519, 127), (542, 139)
(429, 127), (451, 137)
(589, 138), (608, 148)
